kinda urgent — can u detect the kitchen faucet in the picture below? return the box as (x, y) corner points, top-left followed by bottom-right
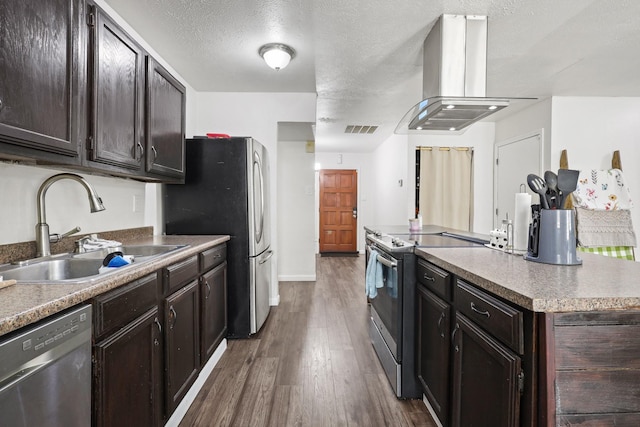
(35, 173), (106, 257)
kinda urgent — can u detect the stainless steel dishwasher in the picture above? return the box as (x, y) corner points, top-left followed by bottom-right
(0, 305), (92, 426)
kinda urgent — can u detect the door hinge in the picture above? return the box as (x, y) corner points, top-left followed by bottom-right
(496, 158), (499, 165)
(87, 12), (95, 27)
(518, 370), (525, 394)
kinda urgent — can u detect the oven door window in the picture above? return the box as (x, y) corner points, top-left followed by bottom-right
(371, 258), (400, 354)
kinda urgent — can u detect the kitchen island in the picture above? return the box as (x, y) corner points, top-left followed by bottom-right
(416, 246), (640, 427)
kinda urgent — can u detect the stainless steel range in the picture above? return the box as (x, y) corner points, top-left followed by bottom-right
(365, 226), (487, 399)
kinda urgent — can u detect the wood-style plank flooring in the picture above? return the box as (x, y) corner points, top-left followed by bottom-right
(180, 255), (436, 427)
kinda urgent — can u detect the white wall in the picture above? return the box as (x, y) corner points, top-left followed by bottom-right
(314, 151), (374, 253)
(495, 98), (553, 171)
(193, 92), (317, 303)
(0, 163), (146, 245)
(550, 97), (640, 251)
(277, 140), (316, 280)
(371, 134), (411, 226)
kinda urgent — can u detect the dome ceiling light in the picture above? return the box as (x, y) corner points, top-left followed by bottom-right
(259, 43), (295, 71)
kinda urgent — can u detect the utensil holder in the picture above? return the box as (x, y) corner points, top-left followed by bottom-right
(524, 209), (582, 265)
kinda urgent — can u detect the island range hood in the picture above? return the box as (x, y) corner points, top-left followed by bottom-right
(396, 14), (510, 133)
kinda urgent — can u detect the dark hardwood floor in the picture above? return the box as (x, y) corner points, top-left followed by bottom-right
(180, 255), (436, 426)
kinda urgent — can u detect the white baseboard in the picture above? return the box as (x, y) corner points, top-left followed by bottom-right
(270, 294), (280, 306)
(277, 274), (316, 281)
(422, 394), (443, 427)
(164, 339), (228, 427)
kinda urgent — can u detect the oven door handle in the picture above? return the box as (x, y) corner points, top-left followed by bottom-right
(366, 245), (398, 268)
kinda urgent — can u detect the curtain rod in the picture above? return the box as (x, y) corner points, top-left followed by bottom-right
(418, 146), (472, 152)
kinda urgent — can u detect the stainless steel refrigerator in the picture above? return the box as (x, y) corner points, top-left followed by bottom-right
(165, 136), (273, 338)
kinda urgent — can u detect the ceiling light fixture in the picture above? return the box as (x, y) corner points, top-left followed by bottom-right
(259, 43), (295, 71)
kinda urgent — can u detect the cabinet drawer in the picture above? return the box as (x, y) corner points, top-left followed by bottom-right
(417, 259), (451, 301)
(164, 255), (198, 294)
(200, 244), (226, 272)
(455, 279), (523, 354)
(93, 273), (158, 339)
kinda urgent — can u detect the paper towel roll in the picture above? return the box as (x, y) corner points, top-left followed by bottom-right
(514, 192), (532, 252)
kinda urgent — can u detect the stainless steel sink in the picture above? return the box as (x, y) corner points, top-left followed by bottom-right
(0, 244), (188, 283)
(0, 258), (104, 281)
(72, 244), (187, 260)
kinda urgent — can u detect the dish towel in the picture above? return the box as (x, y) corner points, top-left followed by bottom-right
(572, 169), (633, 211)
(575, 207), (637, 247)
(82, 237), (122, 251)
(387, 266), (397, 298)
(365, 249), (384, 298)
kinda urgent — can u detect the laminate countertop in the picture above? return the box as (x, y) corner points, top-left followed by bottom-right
(416, 246), (640, 312)
(0, 235), (229, 337)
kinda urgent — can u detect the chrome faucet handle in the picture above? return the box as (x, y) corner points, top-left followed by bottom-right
(74, 234), (94, 253)
(50, 226), (81, 244)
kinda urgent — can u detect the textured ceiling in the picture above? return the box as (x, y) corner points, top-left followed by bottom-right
(104, 0), (640, 152)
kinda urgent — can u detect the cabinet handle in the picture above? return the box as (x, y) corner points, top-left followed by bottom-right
(151, 145), (158, 161)
(437, 311), (446, 338)
(470, 302), (491, 318)
(205, 280), (211, 299)
(451, 323), (460, 352)
(137, 141), (145, 158)
(153, 317), (162, 346)
(169, 305), (177, 329)
(0, 98), (3, 111)
(423, 274), (435, 282)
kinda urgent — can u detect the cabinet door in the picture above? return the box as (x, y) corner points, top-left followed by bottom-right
(0, 0), (81, 158)
(417, 285), (451, 426)
(88, 6), (144, 170)
(93, 308), (162, 427)
(200, 261), (227, 364)
(451, 312), (522, 427)
(164, 280), (200, 416)
(145, 56), (185, 179)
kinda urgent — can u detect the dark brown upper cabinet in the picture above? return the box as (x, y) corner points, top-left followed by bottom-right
(88, 5), (145, 173)
(145, 57), (186, 181)
(0, 0), (83, 161)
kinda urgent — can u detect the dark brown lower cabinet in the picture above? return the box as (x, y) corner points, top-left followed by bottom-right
(417, 284), (451, 426)
(164, 280), (200, 416)
(93, 308), (162, 427)
(200, 261), (227, 364)
(451, 313), (522, 427)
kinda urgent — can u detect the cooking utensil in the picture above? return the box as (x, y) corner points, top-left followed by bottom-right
(557, 169), (580, 209)
(544, 170), (559, 208)
(528, 204), (541, 257)
(527, 174), (549, 209)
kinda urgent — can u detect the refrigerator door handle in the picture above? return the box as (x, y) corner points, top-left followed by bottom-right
(259, 250), (274, 264)
(253, 151), (265, 245)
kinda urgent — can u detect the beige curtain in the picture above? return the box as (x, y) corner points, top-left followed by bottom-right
(418, 147), (473, 231)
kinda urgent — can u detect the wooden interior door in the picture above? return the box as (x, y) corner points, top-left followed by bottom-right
(319, 169), (358, 253)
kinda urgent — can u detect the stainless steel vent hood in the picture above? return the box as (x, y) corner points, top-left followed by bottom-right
(396, 14), (510, 133)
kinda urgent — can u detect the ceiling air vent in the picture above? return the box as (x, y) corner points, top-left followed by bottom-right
(344, 125), (378, 134)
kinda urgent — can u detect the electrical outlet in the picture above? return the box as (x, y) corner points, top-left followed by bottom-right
(133, 194), (143, 213)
